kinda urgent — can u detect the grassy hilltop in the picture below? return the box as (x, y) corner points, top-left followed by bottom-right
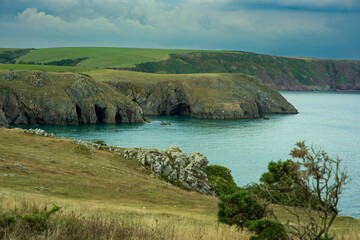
(1, 47), (359, 90)
(1, 129), (360, 239)
(10, 47), (193, 68)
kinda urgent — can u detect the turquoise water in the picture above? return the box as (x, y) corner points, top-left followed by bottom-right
(16, 91), (360, 218)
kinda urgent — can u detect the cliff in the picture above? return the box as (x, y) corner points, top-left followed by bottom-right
(0, 70), (147, 127)
(91, 70), (298, 119)
(0, 69), (297, 127)
(133, 52), (360, 91)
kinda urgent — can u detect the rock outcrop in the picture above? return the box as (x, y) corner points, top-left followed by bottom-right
(0, 71), (147, 126)
(69, 138), (214, 195)
(101, 72), (298, 119)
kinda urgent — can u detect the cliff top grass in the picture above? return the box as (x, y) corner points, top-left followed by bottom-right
(0, 128), (359, 239)
(0, 128), (217, 213)
(89, 70), (285, 106)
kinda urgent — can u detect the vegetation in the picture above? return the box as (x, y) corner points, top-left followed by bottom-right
(1, 203), (61, 237)
(219, 142), (350, 240)
(244, 220), (286, 240)
(218, 190), (267, 229)
(92, 139), (107, 146)
(0, 130), (358, 239)
(15, 47), (193, 68)
(73, 145), (91, 155)
(336, 74), (346, 85)
(0, 63), (93, 73)
(132, 51), (360, 90)
(1, 47), (358, 91)
(205, 165), (239, 196)
(0, 48), (32, 64)
(19, 57), (89, 66)
(0, 128), (249, 239)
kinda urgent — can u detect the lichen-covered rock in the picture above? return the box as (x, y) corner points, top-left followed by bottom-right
(118, 145), (216, 195)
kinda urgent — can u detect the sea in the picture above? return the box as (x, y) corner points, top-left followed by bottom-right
(16, 91), (360, 218)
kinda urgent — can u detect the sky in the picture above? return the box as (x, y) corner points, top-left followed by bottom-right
(0, 0), (359, 60)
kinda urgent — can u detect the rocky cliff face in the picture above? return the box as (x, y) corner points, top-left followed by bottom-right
(0, 69), (298, 127)
(133, 52), (360, 91)
(104, 72), (298, 119)
(0, 71), (147, 127)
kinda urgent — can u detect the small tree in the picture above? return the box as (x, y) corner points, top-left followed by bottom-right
(205, 165), (239, 196)
(217, 190), (267, 229)
(260, 141), (349, 240)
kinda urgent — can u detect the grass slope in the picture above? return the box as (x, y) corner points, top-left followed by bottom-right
(0, 129), (359, 239)
(16, 47), (194, 68)
(0, 63), (93, 73)
(0, 129), (246, 239)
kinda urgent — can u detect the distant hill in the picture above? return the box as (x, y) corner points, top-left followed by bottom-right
(133, 52), (360, 91)
(1, 47), (359, 91)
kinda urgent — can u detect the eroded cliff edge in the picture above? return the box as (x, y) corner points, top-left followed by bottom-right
(92, 71), (298, 119)
(0, 71), (147, 127)
(0, 70), (297, 127)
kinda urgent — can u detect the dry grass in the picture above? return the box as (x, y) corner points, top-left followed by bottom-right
(0, 128), (359, 239)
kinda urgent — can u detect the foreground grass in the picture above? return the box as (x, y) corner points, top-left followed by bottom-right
(0, 128), (359, 239)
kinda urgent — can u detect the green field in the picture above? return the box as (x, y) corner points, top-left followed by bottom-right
(15, 47), (194, 68)
(0, 63), (94, 73)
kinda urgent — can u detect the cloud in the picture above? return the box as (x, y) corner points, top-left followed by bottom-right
(226, 0), (360, 11)
(0, 1), (359, 59)
(15, 8), (117, 33)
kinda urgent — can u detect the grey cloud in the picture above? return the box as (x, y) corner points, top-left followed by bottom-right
(0, 0), (359, 59)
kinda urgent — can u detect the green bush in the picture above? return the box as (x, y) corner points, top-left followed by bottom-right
(217, 190), (266, 229)
(245, 219), (287, 240)
(19, 205), (61, 232)
(74, 145), (90, 155)
(0, 213), (16, 228)
(0, 204), (61, 238)
(205, 165), (239, 196)
(92, 139), (107, 146)
(260, 160), (300, 188)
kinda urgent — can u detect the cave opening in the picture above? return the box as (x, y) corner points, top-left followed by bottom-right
(94, 104), (106, 123)
(170, 103), (191, 116)
(115, 112), (122, 124)
(76, 105), (82, 124)
(255, 101), (264, 116)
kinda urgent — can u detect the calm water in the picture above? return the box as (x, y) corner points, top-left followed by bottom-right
(17, 92), (360, 218)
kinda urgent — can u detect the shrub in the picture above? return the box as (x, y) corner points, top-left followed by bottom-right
(217, 190), (266, 229)
(245, 219), (287, 240)
(259, 160), (300, 188)
(205, 165), (239, 196)
(0, 213), (16, 228)
(92, 139), (107, 146)
(19, 205), (61, 232)
(74, 146), (90, 155)
(0, 204), (61, 238)
(259, 142), (349, 240)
